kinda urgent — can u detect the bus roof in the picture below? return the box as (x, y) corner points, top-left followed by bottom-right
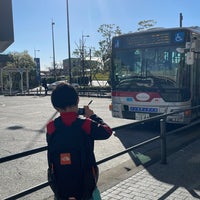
(114, 26), (200, 39)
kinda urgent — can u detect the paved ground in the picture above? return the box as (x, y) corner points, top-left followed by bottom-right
(1, 95), (200, 199)
(0, 95), (133, 200)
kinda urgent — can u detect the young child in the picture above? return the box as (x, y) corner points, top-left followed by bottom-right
(46, 83), (112, 200)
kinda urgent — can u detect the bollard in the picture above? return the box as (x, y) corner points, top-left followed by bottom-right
(160, 118), (167, 164)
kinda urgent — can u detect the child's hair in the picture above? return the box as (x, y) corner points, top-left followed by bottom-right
(51, 83), (78, 110)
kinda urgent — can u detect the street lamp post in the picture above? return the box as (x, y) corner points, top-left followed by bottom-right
(34, 49), (40, 85)
(51, 20), (56, 80)
(34, 49), (40, 58)
(66, 0), (72, 84)
(81, 34), (89, 79)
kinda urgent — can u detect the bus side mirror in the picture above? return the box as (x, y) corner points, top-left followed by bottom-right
(186, 52), (194, 65)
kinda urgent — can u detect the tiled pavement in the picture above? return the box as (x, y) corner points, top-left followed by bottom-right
(101, 139), (200, 200)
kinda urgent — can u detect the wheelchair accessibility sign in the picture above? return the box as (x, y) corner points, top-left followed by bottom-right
(174, 31), (185, 43)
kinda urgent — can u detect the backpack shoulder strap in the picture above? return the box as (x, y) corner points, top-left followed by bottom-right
(53, 116), (64, 131)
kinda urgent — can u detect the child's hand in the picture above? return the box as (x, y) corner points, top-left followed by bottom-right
(84, 106), (94, 118)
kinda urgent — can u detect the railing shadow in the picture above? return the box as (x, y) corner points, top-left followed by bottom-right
(113, 121), (161, 166)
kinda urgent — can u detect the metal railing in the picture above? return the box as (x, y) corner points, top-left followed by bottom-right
(1, 105), (200, 199)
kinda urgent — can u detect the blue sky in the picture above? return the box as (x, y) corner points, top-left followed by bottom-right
(4, 0), (200, 70)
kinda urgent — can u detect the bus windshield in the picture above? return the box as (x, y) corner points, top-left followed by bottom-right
(112, 46), (190, 90)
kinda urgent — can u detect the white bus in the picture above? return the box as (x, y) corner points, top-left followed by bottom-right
(110, 27), (200, 124)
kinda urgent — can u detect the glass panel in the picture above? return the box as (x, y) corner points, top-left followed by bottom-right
(113, 46), (190, 90)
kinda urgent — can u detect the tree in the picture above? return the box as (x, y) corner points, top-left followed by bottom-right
(6, 51), (35, 69)
(137, 20), (157, 31)
(96, 24), (122, 72)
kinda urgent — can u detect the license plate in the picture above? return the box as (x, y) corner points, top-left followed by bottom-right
(135, 113), (150, 120)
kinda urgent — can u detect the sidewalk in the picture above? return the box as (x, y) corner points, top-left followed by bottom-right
(101, 138), (200, 199)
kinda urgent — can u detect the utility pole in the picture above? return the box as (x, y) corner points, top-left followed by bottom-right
(81, 34), (89, 81)
(180, 13), (183, 28)
(51, 20), (56, 80)
(89, 48), (92, 86)
(66, 0), (72, 83)
(34, 49), (40, 85)
(34, 49), (40, 58)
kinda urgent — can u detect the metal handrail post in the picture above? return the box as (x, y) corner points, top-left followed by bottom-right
(160, 118), (167, 164)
